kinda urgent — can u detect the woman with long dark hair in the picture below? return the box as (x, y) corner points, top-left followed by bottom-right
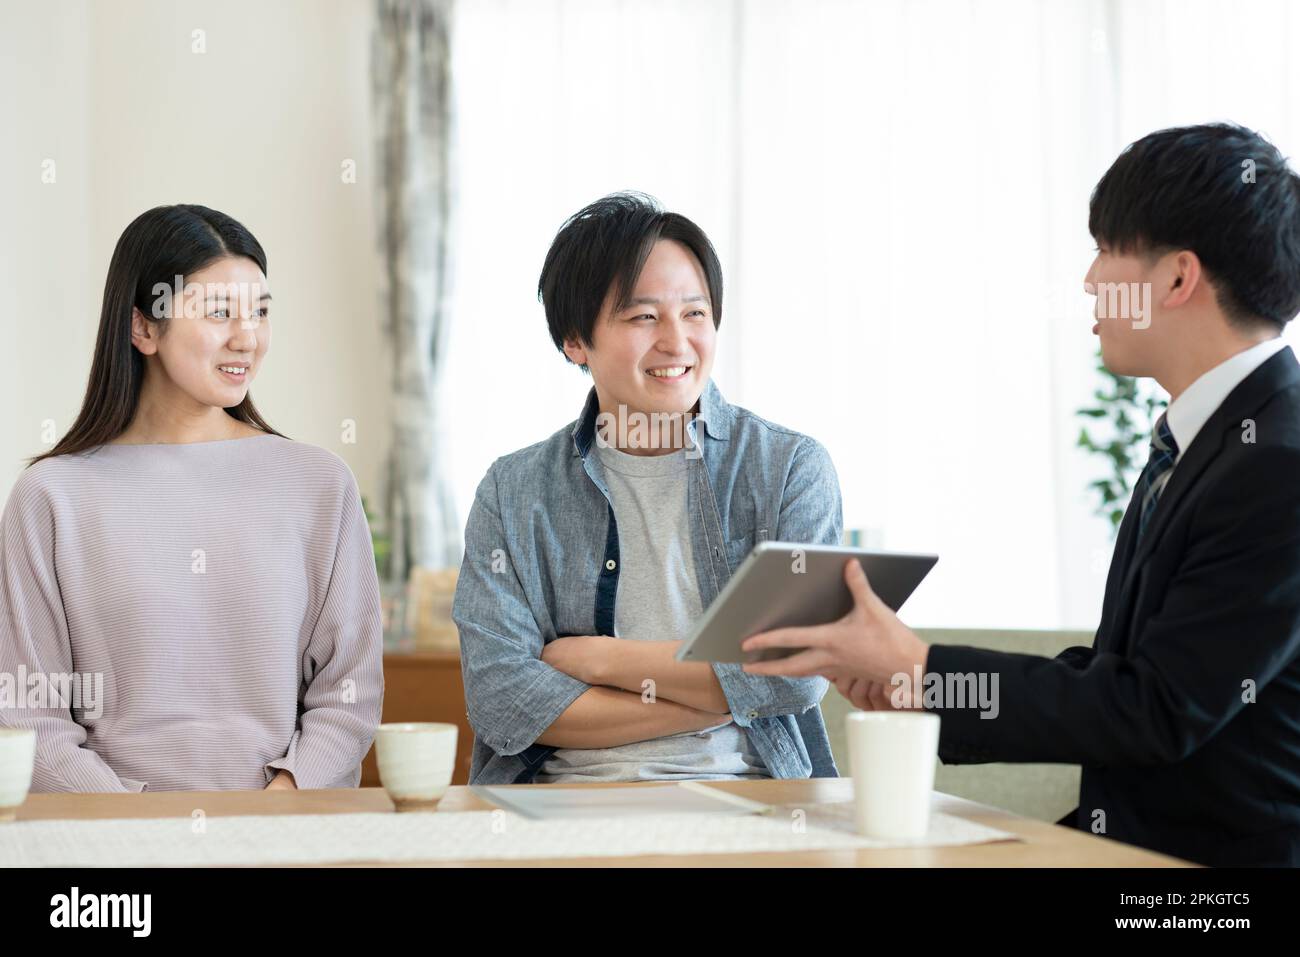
(0, 205), (383, 791)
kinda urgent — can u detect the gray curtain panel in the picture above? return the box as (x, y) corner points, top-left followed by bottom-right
(372, 0), (461, 580)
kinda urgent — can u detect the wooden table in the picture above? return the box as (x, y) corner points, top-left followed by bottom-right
(13, 778), (1193, 867)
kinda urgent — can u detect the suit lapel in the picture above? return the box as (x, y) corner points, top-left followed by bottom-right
(1121, 416), (1226, 589)
(1115, 347), (1300, 617)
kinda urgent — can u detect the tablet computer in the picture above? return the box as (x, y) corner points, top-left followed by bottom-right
(675, 542), (938, 664)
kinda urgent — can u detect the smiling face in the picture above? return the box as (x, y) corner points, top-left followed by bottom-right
(562, 239), (716, 430)
(132, 255), (271, 412)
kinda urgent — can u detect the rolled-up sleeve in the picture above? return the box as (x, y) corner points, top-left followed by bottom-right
(452, 464), (589, 756)
(713, 436), (842, 723)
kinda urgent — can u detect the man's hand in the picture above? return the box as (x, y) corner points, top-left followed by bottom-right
(541, 635), (616, 685)
(265, 770), (297, 790)
(740, 559), (930, 688)
(832, 675), (894, 711)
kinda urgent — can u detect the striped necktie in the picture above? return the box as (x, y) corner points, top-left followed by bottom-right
(1137, 412), (1179, 539)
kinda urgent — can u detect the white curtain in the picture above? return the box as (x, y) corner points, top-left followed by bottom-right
(441, 0), (1300, 627)
(373, 0), (462, 579)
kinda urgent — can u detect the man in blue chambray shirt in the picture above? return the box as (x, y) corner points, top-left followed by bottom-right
(452, 191), (843, 784)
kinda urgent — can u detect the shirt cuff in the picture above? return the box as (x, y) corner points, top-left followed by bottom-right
(488, 665), (590, 757)
(264, 730), (301, 784)
(922, 644), (997, 763)
(711, 663), (824, 725)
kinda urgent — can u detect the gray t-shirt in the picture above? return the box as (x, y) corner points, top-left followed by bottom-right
(536, 443), (767, 783)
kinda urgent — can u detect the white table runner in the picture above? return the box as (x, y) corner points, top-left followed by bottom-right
(0, 800), (1018, 866)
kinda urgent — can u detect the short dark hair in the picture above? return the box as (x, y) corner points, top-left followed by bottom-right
(538, 191), (724, 357)
(1089, 122), (1300, 331)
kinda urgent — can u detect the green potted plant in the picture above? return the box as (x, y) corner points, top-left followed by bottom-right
(1076, 349), (1168, 534)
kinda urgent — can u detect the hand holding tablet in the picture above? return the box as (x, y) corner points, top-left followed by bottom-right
(675, 543), (937, 665)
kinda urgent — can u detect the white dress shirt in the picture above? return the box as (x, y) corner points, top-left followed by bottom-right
(1164, 337), (1290, 466)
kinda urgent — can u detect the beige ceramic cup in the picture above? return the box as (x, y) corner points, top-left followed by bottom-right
(375, 722), (458, 812)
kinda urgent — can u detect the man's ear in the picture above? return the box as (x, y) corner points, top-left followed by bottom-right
(562, 337), (589, 368)
(130, 307), (160, 356)
(1161, 250), (1202, 310)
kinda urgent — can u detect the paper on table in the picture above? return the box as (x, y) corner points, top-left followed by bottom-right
(470, 781), (772, 820)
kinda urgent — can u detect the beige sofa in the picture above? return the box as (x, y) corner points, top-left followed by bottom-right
(818, 628), (1093, 822)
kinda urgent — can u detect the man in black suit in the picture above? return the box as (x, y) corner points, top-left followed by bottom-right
(739, 123), (1300, 867)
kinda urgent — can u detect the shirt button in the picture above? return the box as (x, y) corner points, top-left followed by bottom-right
(605, 559), (617, 571)
(747, 710), (759, 720)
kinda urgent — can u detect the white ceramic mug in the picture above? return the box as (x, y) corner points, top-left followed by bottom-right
(375, 722), (458, 812)
(0, 728), (37, 822)
(846, 710), (940, 840)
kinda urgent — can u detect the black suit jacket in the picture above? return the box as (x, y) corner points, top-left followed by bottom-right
(928, 346), (1300, 866)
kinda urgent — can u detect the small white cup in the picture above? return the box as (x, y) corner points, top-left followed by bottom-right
(0, 728), (37, 822)
(375, 722), (458, 812)
(847, 710), (940, 840)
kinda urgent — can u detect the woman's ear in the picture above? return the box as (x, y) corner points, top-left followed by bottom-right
(130, 307), (160, 356)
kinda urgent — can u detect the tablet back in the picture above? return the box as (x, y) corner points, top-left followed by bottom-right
(677, 542), (938, 664)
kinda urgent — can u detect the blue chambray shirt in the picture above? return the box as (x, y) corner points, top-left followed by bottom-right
(452, 380), (843, 784)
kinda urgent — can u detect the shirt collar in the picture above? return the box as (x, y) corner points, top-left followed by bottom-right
(570, 378), (733, 458)
(1165, 337), (1289, 456)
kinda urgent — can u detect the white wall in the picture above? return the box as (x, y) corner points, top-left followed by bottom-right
(1, 0), (94, 488)
(0, 0), (388, 504)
